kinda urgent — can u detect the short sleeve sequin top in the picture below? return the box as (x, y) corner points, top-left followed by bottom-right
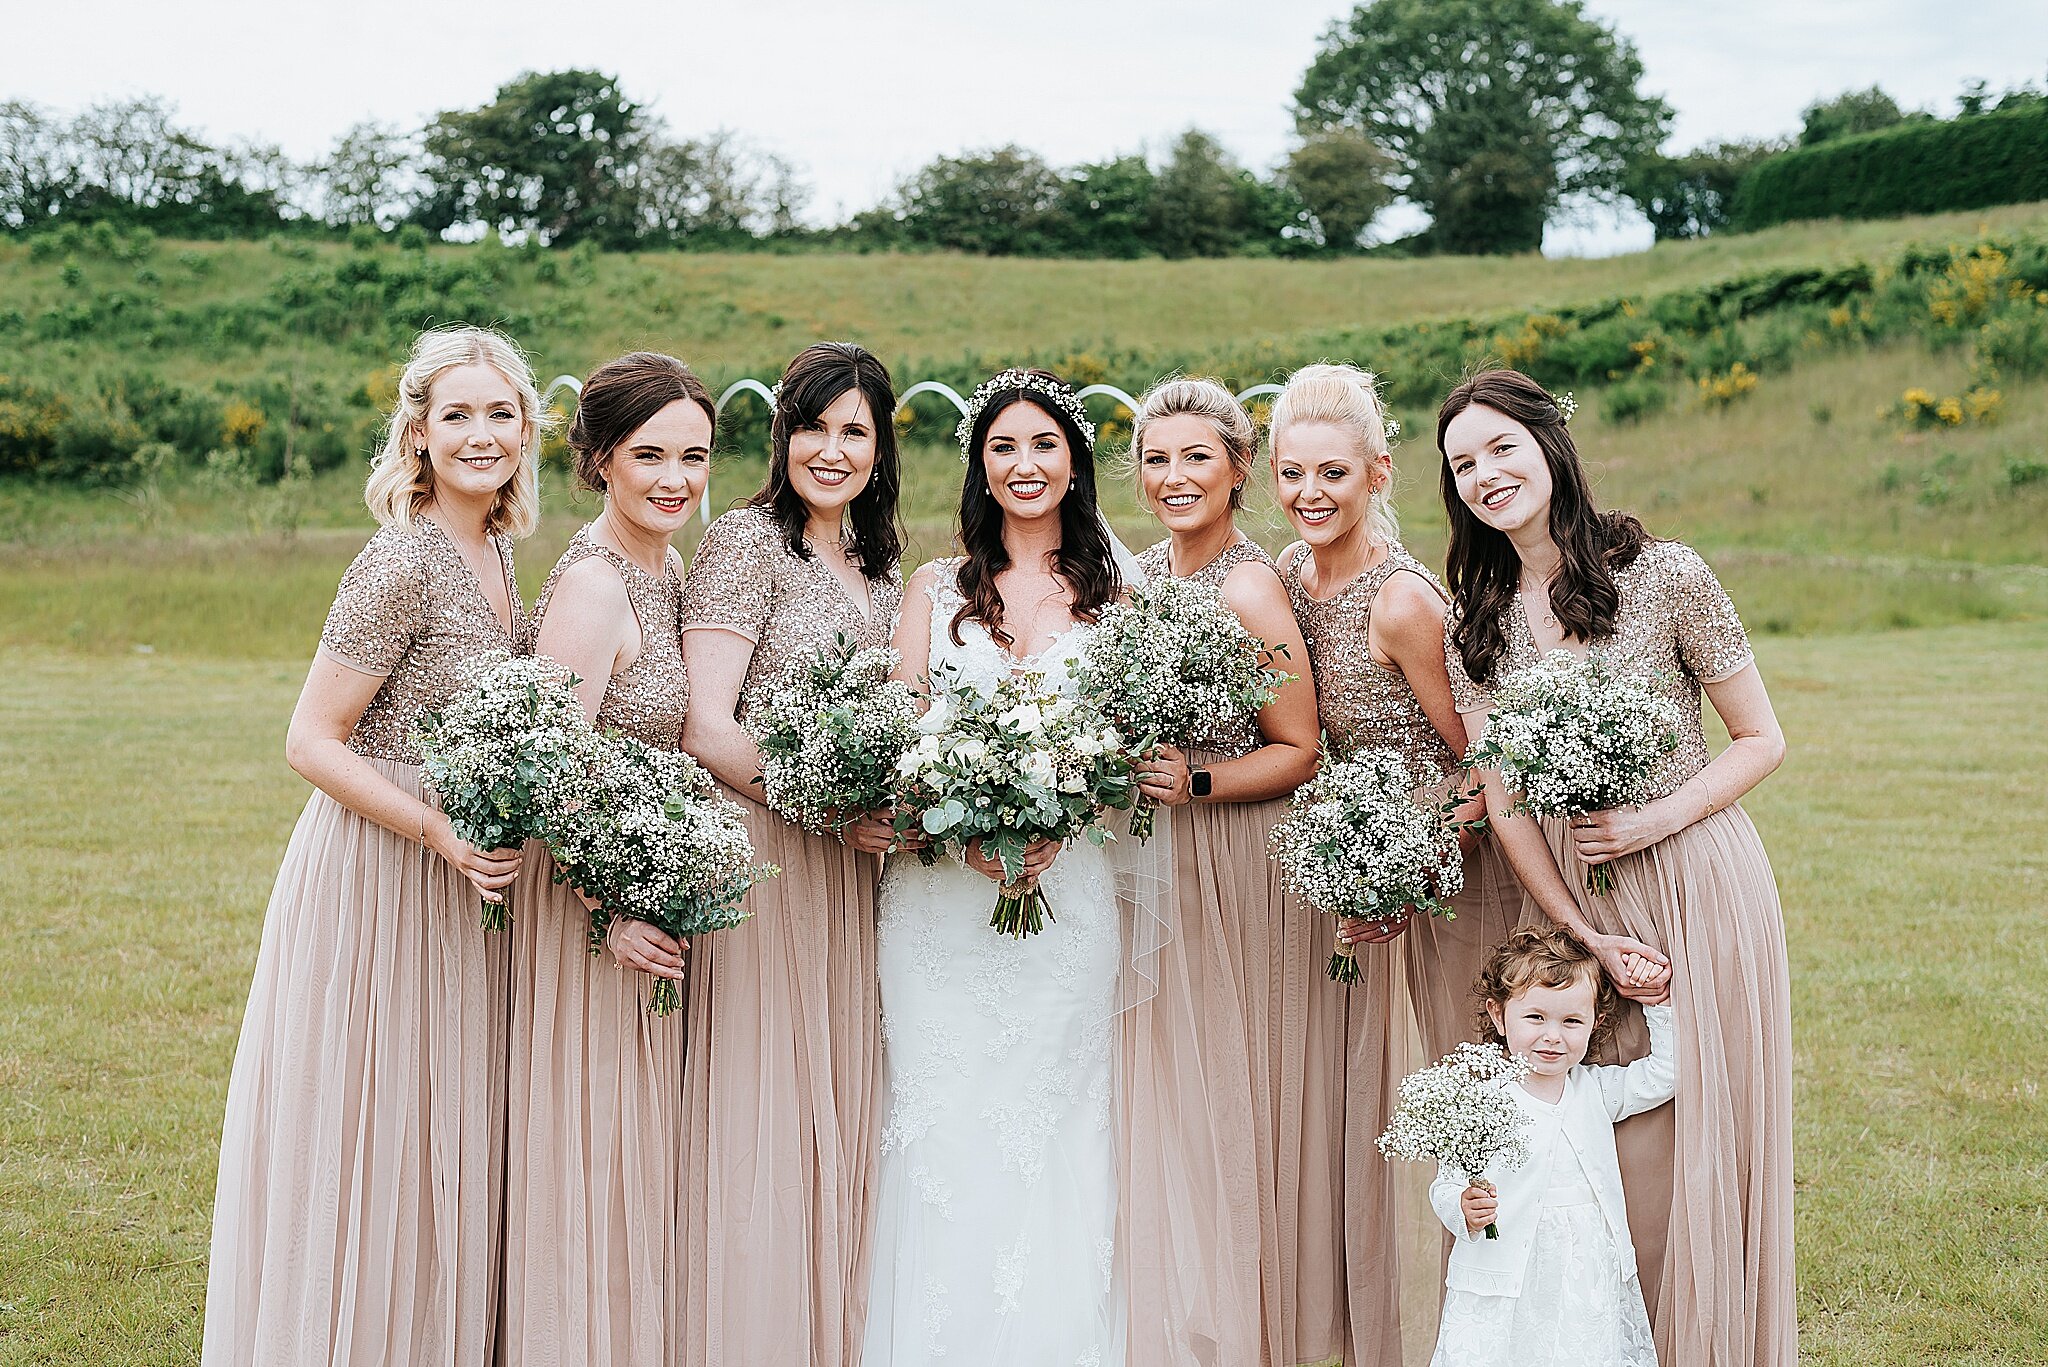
(1135, 532), (1278, 759)
(318, 518), (524, 764)
(527, 525), (689, 751)
(677, 505), (904, 728)
(1280, 540), (1458, 782)
(1443, 537), (1755, 800)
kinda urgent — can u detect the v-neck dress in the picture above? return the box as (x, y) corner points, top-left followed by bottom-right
(203, 517), (525, 1367)
(675, 505), (904, 1367)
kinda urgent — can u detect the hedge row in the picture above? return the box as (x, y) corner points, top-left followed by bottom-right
(1734, 104), (2048, 230)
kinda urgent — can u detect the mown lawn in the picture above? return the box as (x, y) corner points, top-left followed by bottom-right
(1, 620), (2043, 1365)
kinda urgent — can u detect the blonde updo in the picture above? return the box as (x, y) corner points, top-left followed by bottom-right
(1130, 375), (1257, 510)
(1268, 361), (1399, 547)
(364, 325), (548, 538)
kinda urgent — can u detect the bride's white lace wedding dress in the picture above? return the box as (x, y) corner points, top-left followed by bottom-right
(861, 558), (1127, 1367)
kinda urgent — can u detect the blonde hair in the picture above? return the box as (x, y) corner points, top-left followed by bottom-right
(1130, 375), (1256, 511)
(1268, 361), (1399, 547)
(364, 325), (547, 538)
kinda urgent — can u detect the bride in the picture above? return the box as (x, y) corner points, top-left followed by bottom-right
(862, 369), (1170, 1366)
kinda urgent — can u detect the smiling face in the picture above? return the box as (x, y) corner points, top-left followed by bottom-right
(787, 386), (878, 522)
(982, 399), (1073, 526)
(1442, 401), (1555, 538)
(1488, 973), (1600, 1082)
(601, 398), (712, 539)
(1272, 421), (1388, 550)
(1139, 412), (1239, 536)
(415, 362), (528, 510)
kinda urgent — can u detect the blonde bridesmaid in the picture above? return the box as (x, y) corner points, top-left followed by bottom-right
(677, 342), (904, 1367)
(1120, 377), (1333, 1366)
(498, 353), (715, 1365)
(1269, 362), (1521, 1364)
(1435, 368), (1794, 1367)
(202, 326), (543, 1367)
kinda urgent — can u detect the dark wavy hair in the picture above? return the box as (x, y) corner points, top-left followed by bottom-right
(952, 370), (1120, 650)
(568, 351), (716, 493)
(1435, 369), (1651, 688)
(749, 341), (903, 580)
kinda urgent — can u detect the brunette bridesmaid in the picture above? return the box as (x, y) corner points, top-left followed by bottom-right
(498, 353), (715, 1365)
(1268, 362), (1521, 1364)
(1435, 368), (1794, 1367)
(1121, 377), (1334, 1367)
(201, 326), (543, 1367)
(677, 341), (905, 1367)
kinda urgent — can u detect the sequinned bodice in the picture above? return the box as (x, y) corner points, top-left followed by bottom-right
(528, 525), (689, 751)
(1135, 532), (1276, 759)
(1281, 541), (1457, 781)
(318, 519), (526, 764)
(1444, 538), (1755, 801)
(678, 505), (904, 729)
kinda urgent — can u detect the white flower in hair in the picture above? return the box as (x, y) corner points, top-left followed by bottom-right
(1555, 391), (1578, 423)
(954, 369), (1097, 461)
(1384, 415), (1402, 442)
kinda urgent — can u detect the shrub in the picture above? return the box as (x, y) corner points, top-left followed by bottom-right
(2004, 456), (2048, 487)
(1892, 386), (2001, 429)
(0, 375), (70, 474)
(1976, 304), (2048, 379)
(1698, 362), (1759, 407)
(1602, 376), (1670, 425)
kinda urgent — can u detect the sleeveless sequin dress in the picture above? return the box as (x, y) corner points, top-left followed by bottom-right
(1444, 538), (1795, 1367)
(499, 526), (691, 1365)
(676, 506), (903, 1367)
(203, 518), (523, 1367)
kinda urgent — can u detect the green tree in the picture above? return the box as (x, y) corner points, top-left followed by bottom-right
(1799, 86), (1907, 146)
(1294, 0), (1671, 254)
(891, 146), (1065, 255)
(1283, 127), (1396, 250)
(1054, 155), (1156, 257)
(417, 69), (648, 246)
(1627, 138), (1784, 240)
(317, 122), (414, 229)
(1148, 129), (1252, 258)
(0, 100), (75, 229)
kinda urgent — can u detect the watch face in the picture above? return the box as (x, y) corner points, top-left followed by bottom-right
(1191, 768), (1212, 798)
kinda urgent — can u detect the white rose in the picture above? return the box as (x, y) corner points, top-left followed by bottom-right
(1073, 732), (1102, 758)
(1024, 750), (1057, 785)
(953, 738), (987, 764)
(1000, 703), (1045, 734)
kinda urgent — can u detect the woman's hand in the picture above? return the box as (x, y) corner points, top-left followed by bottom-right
(607, 918), (687, 981)
(842, 808), (922, 855)
(1592, 932), (1672, 1005)
(1570, 799), (1679, 867)
(1134, 744), (1194, 807)
(1337, 911), (1410, 945)
(1461, 1181), (1499, 1237)
(965, 836), (1060, 886)
(425, 810), (522, 902)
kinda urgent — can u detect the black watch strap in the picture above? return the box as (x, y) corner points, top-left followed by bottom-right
(1190, 767), (1212, 798)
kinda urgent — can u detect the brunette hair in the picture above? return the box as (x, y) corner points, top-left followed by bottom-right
(1472, 925), (1623, 1055)
(567, 351), (716, 494)
(953, 369), (1120, 649)
(1130, 375), (1256, 511)
(1435, 369), (1652, 688)
(748, 341), (903, 580)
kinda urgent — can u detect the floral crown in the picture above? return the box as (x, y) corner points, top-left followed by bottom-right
(954, 369), (1096, 461)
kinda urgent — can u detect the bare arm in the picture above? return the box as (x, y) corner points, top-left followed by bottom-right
(679, 627), (766, 796)
(531, 557), (639, 724)
(1200, 562), (1320, 804)
(1369, 572), (1488, 841)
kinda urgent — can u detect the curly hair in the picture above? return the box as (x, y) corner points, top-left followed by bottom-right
(1472, 924), (1624, 1057)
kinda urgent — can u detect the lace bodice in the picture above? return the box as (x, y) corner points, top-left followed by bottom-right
(922, 557), (1093, 700)
(528, 525), (688, 751)
(1134, 532), (1276, 758)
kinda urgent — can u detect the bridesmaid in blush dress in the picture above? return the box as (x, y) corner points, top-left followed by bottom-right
(677, 342), (905, 1367)
(201, 326), (544, 1367)
(1267, 363), (1522, 1365)
(1121, 377), (1335, 1367)
(1435, 368), (1794, 1367)
(497, 353), (714, 1366)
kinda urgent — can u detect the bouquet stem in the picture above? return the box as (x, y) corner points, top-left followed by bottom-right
(647, 977), (681, 1016)
(990, 880), (1052, 938)
(1129, 797), (1157, 843)
(480, 892), (510, 933)
(1483, 1221), (1500, 1240)
(1327, 937), (1361, 985)
(1585, 863), (1614, 897)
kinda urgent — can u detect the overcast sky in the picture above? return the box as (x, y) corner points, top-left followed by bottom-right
(7, 1), (2044, 254)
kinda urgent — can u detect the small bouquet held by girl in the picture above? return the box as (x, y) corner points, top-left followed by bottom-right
(1462, 648), (1682, 896)
(1266, 746), (1473, 982)
(748, 632), (923, 837)
(546, 735), (777, 1015)
(1377, 1041), (1531, 1239)
(413, 650), (597, 931)
(1067, 576), (1291, 840)
(892, 664), (1137, 937)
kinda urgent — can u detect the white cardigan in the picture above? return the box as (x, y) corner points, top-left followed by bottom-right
(1428, 1004), (1676, 1297)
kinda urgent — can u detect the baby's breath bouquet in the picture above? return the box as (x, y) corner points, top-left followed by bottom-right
(1377, 1042), (1533, 1239)
(1462, 649), (1684, 895)
(747, 633), (921, 836)
(1067, 577), (1292, 840)
(1267, 747), (1472, 983)
(413, 650), (596, 931)
(891, 665), (1138, 937)
(546, 734), (776, 1015)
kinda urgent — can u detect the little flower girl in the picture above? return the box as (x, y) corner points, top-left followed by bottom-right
(1428, 926), (1675, 1367)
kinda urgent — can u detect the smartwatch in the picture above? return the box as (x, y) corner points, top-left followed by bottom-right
(1190, 767), (1212, 799)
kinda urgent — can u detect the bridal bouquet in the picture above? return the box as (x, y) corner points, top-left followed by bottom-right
(891, 665), (1138, 937)
(1067, 577), (1291, 840)
(1377, 1042), (1533, 1240)
(546, 734), (776, 1014)
(1462, 649), (1683, 895)
(1267, 747), (1470, 983)
(413, 650), (596, 930)
(748, 633), (922, 836)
